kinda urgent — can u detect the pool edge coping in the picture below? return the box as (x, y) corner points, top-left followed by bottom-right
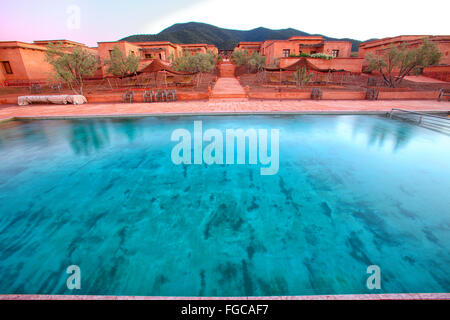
(1, 109), (449, 122)
(0, 293), (449, 300)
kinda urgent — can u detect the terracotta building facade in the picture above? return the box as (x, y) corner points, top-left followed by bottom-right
(0, 41), (52, 84)
(235, 36), (363, 73)
(0, 40), (102, 84)
(0, 39), (219, 83)
(236, 36), (353, 65)
(358, 35), (450, 65)
(1, 35), (449, 83)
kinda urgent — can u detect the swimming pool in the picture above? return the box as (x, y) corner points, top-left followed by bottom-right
(0, 115), (448, 296)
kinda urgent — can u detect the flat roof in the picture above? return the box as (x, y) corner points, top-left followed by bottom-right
(180, 43), (209, 47)
(124, 41), (179, 49)
(359, 35), (434, 48)
(0, 41), (48, 51)
(33, 39), (87, 46)
(237, 42), (263, 45)
(288, 36), (323, 41)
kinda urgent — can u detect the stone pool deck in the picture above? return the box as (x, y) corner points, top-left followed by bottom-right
(0, 99), (449, 121)
(0, 293), (449, 300)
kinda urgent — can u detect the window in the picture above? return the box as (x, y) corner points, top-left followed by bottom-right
(159, 53), (162, 59)
(282, 49), (290, 57)
(145, 54), (153, 59)
(331, 50), (339, 58)
(2, 61), (13, 74)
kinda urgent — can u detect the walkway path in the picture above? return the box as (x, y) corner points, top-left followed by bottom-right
(210, 62), (247, 100)
(210, 78), (247, 100)
(1, 100), (449, 121)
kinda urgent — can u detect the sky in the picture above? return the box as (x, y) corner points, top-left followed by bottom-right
(0, 0), (449, 47)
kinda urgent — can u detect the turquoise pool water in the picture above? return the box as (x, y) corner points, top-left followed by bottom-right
(0, 115), (448, 296)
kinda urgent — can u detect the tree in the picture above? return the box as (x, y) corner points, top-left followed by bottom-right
(167, 52), (175, 63)
(104, 46), (140, 78)
(248, 52), (266, 72)
(248, 52), (266, 82)
(171, 51), (217, 87)
(365, 39), (441, 87)
(45, 42), (98, 95)
(231, 50), (249, 67)
(294, 67), (313, 88)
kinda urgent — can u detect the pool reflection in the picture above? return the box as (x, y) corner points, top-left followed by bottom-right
(69, 120), (111, 155)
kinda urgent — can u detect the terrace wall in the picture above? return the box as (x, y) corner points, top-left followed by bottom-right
(279, 57), (364, 73)
(0, 89), (442, 105)
(248, 90), (440, 100)
(84, 90), (209, 103)
(423, 65), (450, 82)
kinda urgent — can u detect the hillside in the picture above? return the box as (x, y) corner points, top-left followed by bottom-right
(120, 22), (365, 51)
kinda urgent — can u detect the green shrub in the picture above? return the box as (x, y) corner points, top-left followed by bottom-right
(365, 39), (441, 87)
(45, 42), (98, 95)
(171, 51), (217, 87)
(231, 50), (249, 67)
(104, 46), (141, 78)
(289, 52), (333, 60)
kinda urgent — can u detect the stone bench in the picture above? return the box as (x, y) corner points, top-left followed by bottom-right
(18, 95), (87, 106)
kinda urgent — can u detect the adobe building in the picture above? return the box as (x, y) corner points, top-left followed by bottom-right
(0, 41), (58, 85)
(1, 39), (219, 84)
(235, 36), (363, 73)
(0, 40), (102, 85)
(97, 41), (218, 77)
(97, 41), (152, 77)
(358, 35), (450, 80)
(97, 41), (218, 63)
(358, 35), (450, 65)
(179, 43), (218, 55)
(124, 41), (180, 60)
(234, 42), (262, 56)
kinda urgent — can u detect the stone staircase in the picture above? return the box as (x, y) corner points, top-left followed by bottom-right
(210, 78), (247, 100)
(219, 62), (236, 78)
(210, 62), (247, 100)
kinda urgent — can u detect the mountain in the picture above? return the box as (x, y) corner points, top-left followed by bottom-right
(120, 22), (366, 52)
